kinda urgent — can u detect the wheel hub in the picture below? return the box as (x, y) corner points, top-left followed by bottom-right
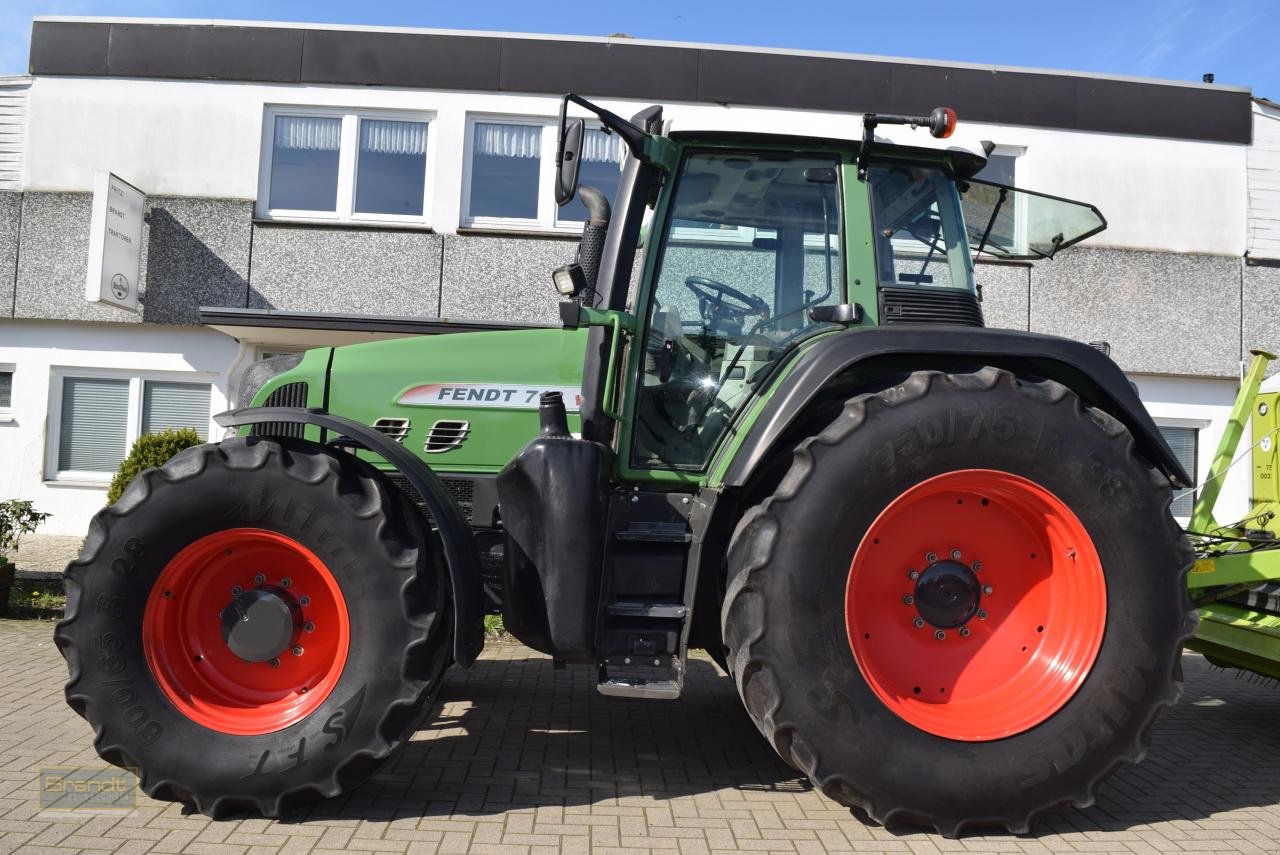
(914, 560), (980, 629)
(220, 588), (299, 663)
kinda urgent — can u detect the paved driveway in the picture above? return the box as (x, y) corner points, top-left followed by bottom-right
(2, 617), (1278, 854)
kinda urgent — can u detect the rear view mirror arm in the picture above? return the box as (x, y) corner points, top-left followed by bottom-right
(558, 93), (649, 162)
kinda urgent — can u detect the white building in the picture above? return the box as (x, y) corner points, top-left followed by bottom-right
(0, 17), (1272, 551)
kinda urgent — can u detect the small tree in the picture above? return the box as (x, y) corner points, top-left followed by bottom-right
(107, 428), (204, 505)
(0, 500), (50, 567)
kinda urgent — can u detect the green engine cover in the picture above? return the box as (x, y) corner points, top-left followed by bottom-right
(258, 327), (590, 474)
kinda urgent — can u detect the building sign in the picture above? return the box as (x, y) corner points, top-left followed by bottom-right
(85, 172), (145, 311)
(398, 383), (583, 410)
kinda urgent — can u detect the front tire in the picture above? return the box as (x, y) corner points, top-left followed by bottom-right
(55, 436), (450, 817)
(722, 367), (1195, 836)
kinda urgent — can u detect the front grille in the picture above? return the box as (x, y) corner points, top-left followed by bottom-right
(373, 417), (411, 443)
(879, 287), (984, 327)
(251, 381), (308, 438)
(385, 471), (476, 523)
(424, 420), (470, 453)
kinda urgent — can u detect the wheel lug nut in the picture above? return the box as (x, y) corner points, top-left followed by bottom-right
(299, 596), (311, 607)
(254, 573), (266, 585)
(912, 617), (925, 629)
(230, 586), (242, 596)
(292, 646), (303, 656)
(908, 569), (920, 581)
(903, 594), (915, 605)
(982, 585), (994, 596)
(303, 621), (315, 633)
(925, 552), (938, 563)
(950, 548), (962, 560)
(972, 561), (983, 573)
(280, 577), (292, 588)
(977, 609), (988, 620)
(959, 627), (971, 638)
(934, 629), (946, 640)
(269, 657), (280, 668)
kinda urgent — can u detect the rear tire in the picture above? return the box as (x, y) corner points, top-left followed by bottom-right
(722, 367), (1196, 836)
(55, 436), (450, 817)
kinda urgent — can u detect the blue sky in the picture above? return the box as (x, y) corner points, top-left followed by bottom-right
(1, 0), (1276, 99)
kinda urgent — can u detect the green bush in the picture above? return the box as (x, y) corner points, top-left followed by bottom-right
(0, 500), (50, 565)
(107, 428), (204, 505)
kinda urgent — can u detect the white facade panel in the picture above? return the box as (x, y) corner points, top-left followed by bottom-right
(0, 76), (30, 192)
(0, 319), (244, 535)
(1248, 100), (1280, 261)
(21, 76), (1248, 256)
(1132, 372), (1250, 526)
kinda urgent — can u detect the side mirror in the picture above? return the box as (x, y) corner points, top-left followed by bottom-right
(555, 117), (585, 207)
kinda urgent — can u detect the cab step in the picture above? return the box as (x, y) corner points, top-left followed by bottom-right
(597, 654), (685, 699)
(606, 601), (688, 618)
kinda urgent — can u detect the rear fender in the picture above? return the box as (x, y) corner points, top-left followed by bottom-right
(215, 406), (485, 667)
(720, 325), (1190, 491)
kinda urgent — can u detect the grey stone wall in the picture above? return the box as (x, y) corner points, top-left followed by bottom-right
(1028, 247), (1241, 377)
(141, 197), (252, 324)
(12, 192), (130, 323)
(0, 189), (1268, 382)
(0, 192), (18, 316)
(249, 224), (442, 317)
(440, 233), (575, 325)
(974, 261), (1030, 331)
(1242, 263), (1280, 375)
(8, 192), (253, 325)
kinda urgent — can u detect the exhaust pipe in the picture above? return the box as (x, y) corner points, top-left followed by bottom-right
(575, 185), (611, 294)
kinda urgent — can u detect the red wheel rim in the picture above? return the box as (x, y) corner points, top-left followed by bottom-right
(143, 529), (350, 735)
(845, 469), (1106, 741)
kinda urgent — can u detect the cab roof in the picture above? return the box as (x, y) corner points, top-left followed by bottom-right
(667, 129), (989, 179)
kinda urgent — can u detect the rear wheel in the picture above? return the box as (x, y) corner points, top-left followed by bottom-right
(55, 436), (450, 817)
(722, 367), (1195, 836)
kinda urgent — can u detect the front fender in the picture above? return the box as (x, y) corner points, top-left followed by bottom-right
(214, 406), (484, 668)
(719, 325), (1191, 490)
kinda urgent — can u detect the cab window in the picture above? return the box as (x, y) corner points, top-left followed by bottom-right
(633, 151), (843, 469)
(868, 163), (972, 292)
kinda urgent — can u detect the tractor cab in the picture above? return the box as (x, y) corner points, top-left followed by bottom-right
(549, 96), (1106, 475)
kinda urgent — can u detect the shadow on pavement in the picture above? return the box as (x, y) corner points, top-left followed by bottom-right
(286, 647), (1280, 838)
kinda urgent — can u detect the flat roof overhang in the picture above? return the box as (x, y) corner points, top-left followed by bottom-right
(199, 306), (552, 347)
(30, 17), (1253, 145)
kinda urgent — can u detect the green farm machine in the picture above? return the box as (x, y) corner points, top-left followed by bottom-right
(54, 94), (1280, 836)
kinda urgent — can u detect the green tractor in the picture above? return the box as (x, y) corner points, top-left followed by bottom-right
(57, 96), (1201, 836)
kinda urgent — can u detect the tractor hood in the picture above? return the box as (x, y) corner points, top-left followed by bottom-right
(324, 327), (590, 473)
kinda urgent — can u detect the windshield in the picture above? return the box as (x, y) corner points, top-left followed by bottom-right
(633, 150), (843, 469)
(958, 178), (1106, 260)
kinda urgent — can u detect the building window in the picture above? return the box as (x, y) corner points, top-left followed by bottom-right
(258, 108), (431, 225)
(1158, 425), (1199, 518)
(0, 367), (12, 410)
(462, 117), (622, 232)
(975, 151), (1017, 185)
(355, 119), (430, 217)
(50, 373), (212, 480)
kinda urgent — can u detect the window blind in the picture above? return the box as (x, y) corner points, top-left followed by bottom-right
(473, 123), (541, 159)
(581, 128), (622, 164)
(1158, 426), (1198, 518)
(0, 370), (11, 408)
(142, 381), (211, 439)
(58, 377), (129, 472)
(360, 119), (427, 156)
(274, 115), (341, 152)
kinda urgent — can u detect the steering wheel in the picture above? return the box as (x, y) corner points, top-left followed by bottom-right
(684, 276), (769, 333)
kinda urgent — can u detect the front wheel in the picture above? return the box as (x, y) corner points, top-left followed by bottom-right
(722, 367), (1196, 836)
(55, 437), (451, 817)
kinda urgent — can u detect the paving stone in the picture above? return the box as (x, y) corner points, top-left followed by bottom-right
(1, 618), (1278, 853)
